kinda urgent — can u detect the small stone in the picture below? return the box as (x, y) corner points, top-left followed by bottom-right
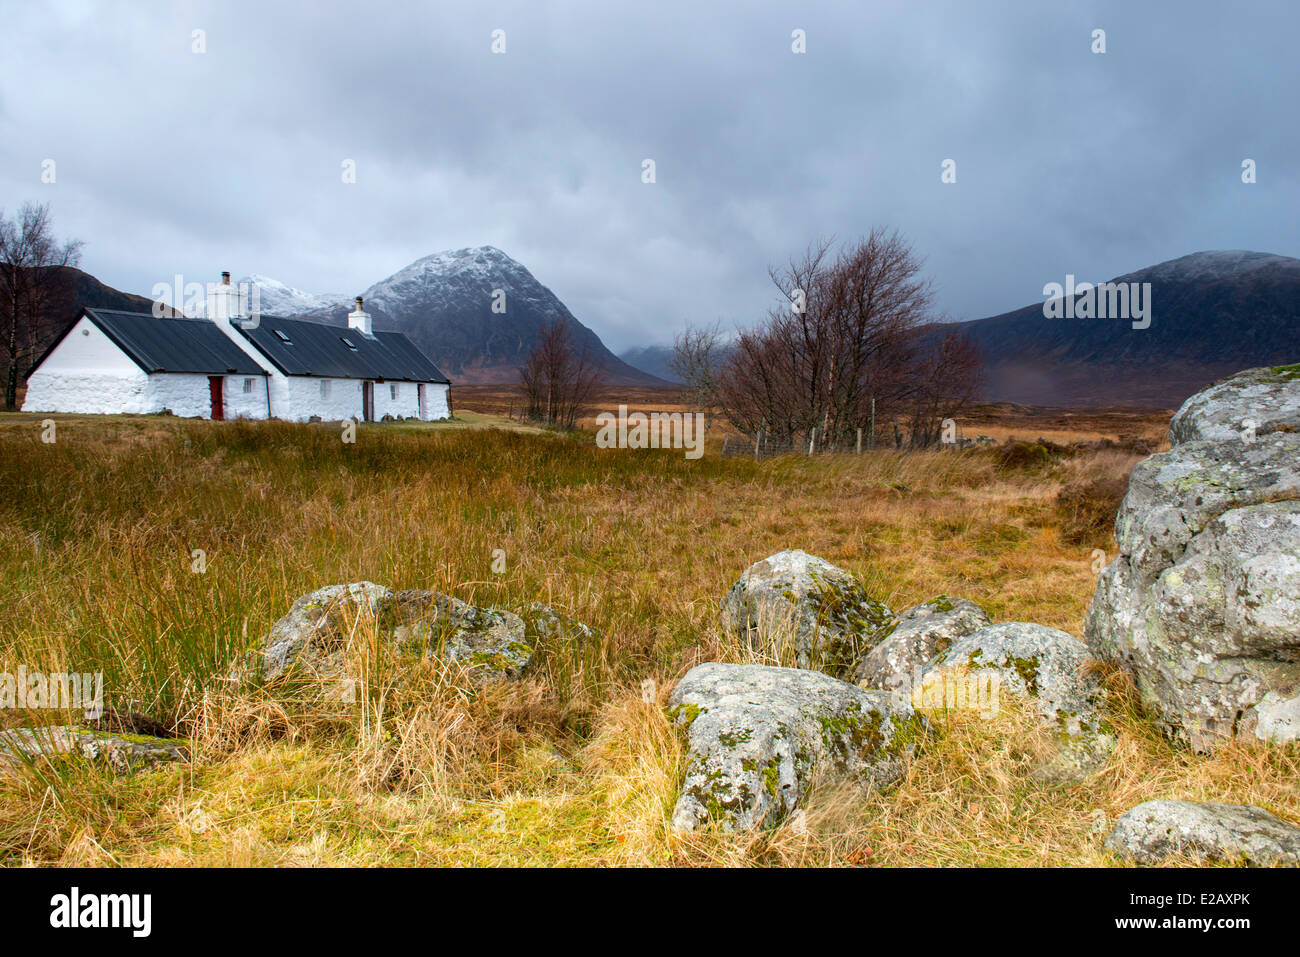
(0, 726), (188, 776)
(1105, 800), (1300, 866)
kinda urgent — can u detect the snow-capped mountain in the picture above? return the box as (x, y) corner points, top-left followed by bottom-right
(289, 246), (663, 385)
(239, 274), (349, 318)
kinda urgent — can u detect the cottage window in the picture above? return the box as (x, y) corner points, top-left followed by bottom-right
(242, 378), (254, 394)
(390, 383), (399, 400)
(320, 380), (331, 398)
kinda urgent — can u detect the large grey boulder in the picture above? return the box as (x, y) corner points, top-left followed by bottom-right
(1105, 800), (1300, 866)
(1169, 364), (1300, 444)
(721, 550), (893, 677)
(854, 597), (991, 692)
(668, 662), (922, 831)
(1085, 366), (1300, 751)
(0, 726), (188, 776)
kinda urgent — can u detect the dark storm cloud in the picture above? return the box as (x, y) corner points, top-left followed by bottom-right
(2, 0), (1296, 350)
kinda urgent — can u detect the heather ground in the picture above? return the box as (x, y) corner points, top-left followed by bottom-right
(0, 394), (1294, 866)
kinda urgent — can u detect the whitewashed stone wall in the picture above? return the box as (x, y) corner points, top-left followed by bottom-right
(222, 374), (272, 420)
(283, 377), (366, 422)
(22, 316), (151, 414)
(373, 380), (420, 420)
(420, 383), (452, 421)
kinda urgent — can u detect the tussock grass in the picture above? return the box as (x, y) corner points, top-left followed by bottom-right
(0, 410), (1294, 866)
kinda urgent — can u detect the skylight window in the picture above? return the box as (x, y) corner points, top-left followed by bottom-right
(274, 329), (293, 344)
(341, 336), (358, 350)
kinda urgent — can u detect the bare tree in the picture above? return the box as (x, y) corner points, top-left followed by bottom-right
(900, 324), (983, 448)
(669, 320), (725, 418)
(518, 317), (605, 429)
(701, 230), (980, 449)
(0, 203), (83, 409)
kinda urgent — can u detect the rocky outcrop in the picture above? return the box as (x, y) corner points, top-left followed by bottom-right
(721, 550), (893, 677)
(1105, 800), (1300, 866)
(668, 662), (922, 831)
(0, 726), (188, 776)
(1085, 365), (1300, 751)
(854, 597), (991, 692)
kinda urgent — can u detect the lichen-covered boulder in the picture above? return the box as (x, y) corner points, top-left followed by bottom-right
(0, 726), (188, 776)
(384, 590), (534, 684)
(668, 662), (922, 831)
(854, 597), (991, 692)
(1085, 366), (1300, 751)
(255, 584), (538, 689)
(721, 550), (893, 677)
(925, 622), (1115, 779)
(260, 582), (392, 681)
(1104, 800), (1300, 866)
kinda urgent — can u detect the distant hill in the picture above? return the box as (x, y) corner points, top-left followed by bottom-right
(618, 345), (683, 383)
(288, 246), (667, 386)
(5, 265), (172, 384)
(957, 250), (1300, 407)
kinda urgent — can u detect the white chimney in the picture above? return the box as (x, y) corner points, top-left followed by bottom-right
(206, 270), (239, 323)
(347, 296), (373, 336)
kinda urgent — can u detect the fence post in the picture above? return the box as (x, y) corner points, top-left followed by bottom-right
(753, 430), (760, 460)
(869, 398), (876, 449)
(808, 428), (816, 455)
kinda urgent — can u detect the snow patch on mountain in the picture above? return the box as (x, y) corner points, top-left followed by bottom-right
(1116, 250), (1300, 285)
(240, 274), (350, 317)
(359, 246), (567, 318)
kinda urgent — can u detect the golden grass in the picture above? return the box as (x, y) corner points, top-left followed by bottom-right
(0, 404), (1293, 867)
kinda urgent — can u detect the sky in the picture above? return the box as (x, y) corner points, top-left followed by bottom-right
(2, 0), (1298, 352)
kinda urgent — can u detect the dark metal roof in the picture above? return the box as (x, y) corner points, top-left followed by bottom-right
(236, 316), (450, 383)
(83, 308), (267, 375)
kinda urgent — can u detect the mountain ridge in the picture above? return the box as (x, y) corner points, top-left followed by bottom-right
(955, 249), (1300, 406)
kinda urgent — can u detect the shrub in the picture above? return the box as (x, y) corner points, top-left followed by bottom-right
(1056, 476), (1128, 545)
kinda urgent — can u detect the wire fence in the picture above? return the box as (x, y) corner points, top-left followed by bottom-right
(720, 426), (997, 458)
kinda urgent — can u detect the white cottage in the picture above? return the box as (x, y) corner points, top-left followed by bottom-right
(22, 273), (452, 422)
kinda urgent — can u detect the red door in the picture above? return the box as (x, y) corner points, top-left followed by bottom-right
(362, 381), (373, 422)
(208, 376), (224, 420)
